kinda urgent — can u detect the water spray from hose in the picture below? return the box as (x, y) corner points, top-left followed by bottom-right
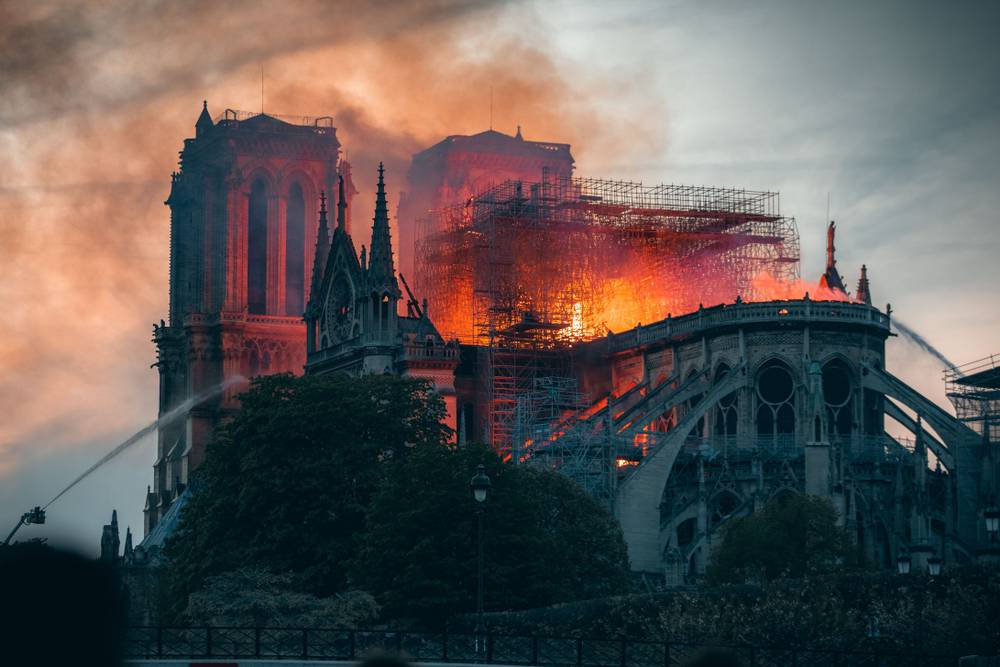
(891, 318), (955, 371)
(42, 376), (247, 510)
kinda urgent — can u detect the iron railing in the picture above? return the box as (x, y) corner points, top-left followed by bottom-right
(124, 627), (961, 666)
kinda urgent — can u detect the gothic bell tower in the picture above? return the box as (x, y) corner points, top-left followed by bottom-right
(147, 103), (347, 535)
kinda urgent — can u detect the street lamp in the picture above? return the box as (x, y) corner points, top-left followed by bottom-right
(470, 465), (491, 657)
(985, 506), (1000, 538)
(927, 556), (942, 576)
(896, 554), (911, 575)
(472, 465), (491, 504)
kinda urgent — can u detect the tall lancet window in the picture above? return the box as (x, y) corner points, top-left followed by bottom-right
(285, 183), (306, 315)
(248, 179), (269, 314)
(380, 293), (390, 333)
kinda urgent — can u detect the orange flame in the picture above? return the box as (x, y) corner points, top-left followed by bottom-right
(749, 271), (854, 303)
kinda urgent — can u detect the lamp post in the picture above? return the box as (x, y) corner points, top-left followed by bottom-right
(896, 553), (911, 575)
(470, 464), (491, 657)
(985, 506), (1000, 539)
(927, 556), (942, 576)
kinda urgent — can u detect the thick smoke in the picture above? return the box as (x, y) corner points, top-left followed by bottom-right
(0, 0), (667, 484)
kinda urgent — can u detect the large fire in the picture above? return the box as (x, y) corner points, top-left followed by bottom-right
(750, 271), (853, 303)
(419, 264), (852, 347)
(412, 178), (845, 347)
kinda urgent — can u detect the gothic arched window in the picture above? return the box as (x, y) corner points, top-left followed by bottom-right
(710, 490), (740, 527)
(285, 183), (306, 315)
(685, 369), (706, 439)
(714, 363), (738, 440)
(248, 179), (269, 314)
(822, 360), (854, 438)
(756, 361), (796, 446)
(380, 293), (391, 333)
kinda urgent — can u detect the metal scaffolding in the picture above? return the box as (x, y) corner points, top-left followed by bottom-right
(513, 377), (619, 503)
(415, 175), (801, 451)
(945, 353), (1000, 441)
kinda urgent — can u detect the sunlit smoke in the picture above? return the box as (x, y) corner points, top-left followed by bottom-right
(43, 376), (246, 509)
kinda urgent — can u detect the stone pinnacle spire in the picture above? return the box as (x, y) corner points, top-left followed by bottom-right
(856, 264), (872, 305)
(337, 174), (347, 231)
(196, 100), (213, 138)
(367, 162), (397, 288)
(123, 527), (133, 560)
(307, 191), (330, 311)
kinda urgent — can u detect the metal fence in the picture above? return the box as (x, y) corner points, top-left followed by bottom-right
(125, 627), (960, 666)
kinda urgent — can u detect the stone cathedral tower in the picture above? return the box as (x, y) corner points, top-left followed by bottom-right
(146, 104), (351, 534)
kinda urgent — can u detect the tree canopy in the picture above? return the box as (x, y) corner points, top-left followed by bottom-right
(165, 372), (451, 615)
(706, 493), (856, 585)
(351, 442), (631, 623)
(165, 371), (630, 625)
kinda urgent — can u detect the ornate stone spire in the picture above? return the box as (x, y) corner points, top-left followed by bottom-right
(195, 100), (213, 138)
(338, 160), (358, 234)
(100, 510), (121, 562)
(367, 162), (397, 289)
(336, 174), (347, 231)
(307, 191), (330, 313)
(123, 527), (133, 560)
(856, 264), (872, 305)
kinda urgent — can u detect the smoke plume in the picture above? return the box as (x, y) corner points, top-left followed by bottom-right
(0, 0), (667, 497)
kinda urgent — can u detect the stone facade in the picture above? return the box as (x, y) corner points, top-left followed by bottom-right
(305, 165), (459, 432)
(598, 299), (991, 581)
(147, 105), (351, 534)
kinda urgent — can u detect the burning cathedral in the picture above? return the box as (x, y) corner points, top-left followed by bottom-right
(108, 102), (998, 602)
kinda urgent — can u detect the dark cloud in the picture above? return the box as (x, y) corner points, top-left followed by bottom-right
(0, 0), (510, 127)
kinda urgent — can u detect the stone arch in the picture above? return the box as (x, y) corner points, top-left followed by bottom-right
(246, 347), (260, 378)
(242, 163), (278, 190)
(754, 358), (797, 447)
(247, 178), (269, 314)
(683, 367), (707, 437)
(675, 516), (696, 548)
(768, 485), (799, 504)
(246, 173), (273, 315)
(285, 182), (307, 316)
(821, 356), (856, 438)
(283, 170), (319, 311)
(709, 489), (742, 527)
(379, 291), (392, 333)
(712, 361), (739, 440)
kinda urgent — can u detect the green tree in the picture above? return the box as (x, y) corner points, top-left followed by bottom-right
(351, 443), (631, 624)
(164, 372), (450, 617)
(706, 493), (856, 585)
